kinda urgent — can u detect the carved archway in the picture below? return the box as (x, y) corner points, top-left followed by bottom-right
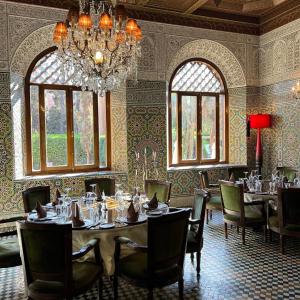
(167, 39), (246, 88)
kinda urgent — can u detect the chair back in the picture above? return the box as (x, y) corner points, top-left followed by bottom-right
(147, 209), (190, 273)
(17, 222), (72, 290)
(199, 171), (209, 189)
(22, 186), (50, 213)
(144, 180), (172, 203)
(219, 180), (244, 218)
(277, 188), (300, 231)
(277, 167), (297, 182)
(227, 167), (248, 181)
(85, 178), (115, 196)
(191, 189), (207, 241)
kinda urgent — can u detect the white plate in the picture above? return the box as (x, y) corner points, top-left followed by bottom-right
(28, 211), (57, 221)
(72, 219), (93, 229)
(147, 210), (163, 216)
(124, 215), (148, 224)
(143, 202), (168, 211)
(99, 223), (115, 229)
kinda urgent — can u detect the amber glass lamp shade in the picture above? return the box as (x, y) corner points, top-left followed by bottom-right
(53, 22), (67, 43)
(126, 19), (138, 35)
(99, 13), (113, 31)
(78, 13), (93, 30)
(134, 25), (142, 41)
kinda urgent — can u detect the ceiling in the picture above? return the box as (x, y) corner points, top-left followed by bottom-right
(5, 0), (300, 35)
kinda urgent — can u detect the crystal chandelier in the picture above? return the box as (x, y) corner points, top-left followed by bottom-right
(292, 81), (300, 100)
(53, 0), (142, 94)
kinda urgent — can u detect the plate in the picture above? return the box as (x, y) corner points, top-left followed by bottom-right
(147, 210), (162, 216)
(72, 219), (93, 229)
(124, 215), (148, 225)
(99, 223), (115, 229)
(143, 202), (168, 211)
(28, 211), (57, 221)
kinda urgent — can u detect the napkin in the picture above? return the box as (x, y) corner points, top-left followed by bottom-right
(229, 173), (235, 182)
(148, 192), (158, 210)
(71, 203), (85, 227)
(35, 201), (47, 219)
(127, 201), (139, 222)
(52, 189), (61, 206)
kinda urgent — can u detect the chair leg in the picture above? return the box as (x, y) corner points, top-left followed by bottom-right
(196, 251), (201, 275)
(97, 277), (103, 300)
(178, 277), (184, 300)
(224, 223), (228, 239)
(210, 210), (212, 220)
(269, 230), (272, 242)
(148, 288), (153, 300)
(263, 225), (267, 243)
(190, 252), (194, 261)
(280, 235), (285, 255)
(206, 209), (209, 224)
(237, 226), (239, 234)
(113, 275), (118, 300)
(242, 227), (246, 245)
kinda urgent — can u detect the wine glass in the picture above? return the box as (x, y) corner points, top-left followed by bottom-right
(65, 187), (71, 197)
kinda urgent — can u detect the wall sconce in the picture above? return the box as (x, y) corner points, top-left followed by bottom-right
(249, 114), (272, 175)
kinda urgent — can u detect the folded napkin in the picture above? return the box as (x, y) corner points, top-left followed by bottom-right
(35, 201), (47, 219)
(148, 192), (158, 210)
(71, 203), (85, 227)
(127, 201), (139, 222)
(229, 173), (235, 182)
(52, 189), (61, 206)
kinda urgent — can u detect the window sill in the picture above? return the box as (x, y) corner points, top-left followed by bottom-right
(14, 170), (127, 182)
(167, 163), (247, 172)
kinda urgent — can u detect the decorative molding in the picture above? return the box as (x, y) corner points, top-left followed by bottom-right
(166, 39), (247, 88)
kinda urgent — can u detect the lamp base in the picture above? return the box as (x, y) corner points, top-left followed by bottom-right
(255, 128), (262, 176)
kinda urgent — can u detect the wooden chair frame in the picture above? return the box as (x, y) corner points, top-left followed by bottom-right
(22, 186), (50, 213)
(144, 180), (172, 205)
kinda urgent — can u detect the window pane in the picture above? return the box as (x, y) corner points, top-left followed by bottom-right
(98, 95), (107, 167)
(30, 85), (40, 171)
(202, 96), (216, 160)
(182, 95), (197, 160)
(73, 91), (95, 166)
(219, 95), (226, 161)
(45, 89), (67, 167)
(171, 93), (178, 164)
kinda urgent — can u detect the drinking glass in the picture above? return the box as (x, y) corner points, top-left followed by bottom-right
(284, 182), (291, 189)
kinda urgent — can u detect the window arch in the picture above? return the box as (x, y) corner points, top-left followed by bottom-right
(168, 59), (228, 166)
(25, 47), (111, 175)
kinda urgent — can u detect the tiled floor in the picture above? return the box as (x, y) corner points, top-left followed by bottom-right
(1, 212), (300, 299)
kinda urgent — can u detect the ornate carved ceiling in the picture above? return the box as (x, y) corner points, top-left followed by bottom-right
(4, 0), (300, 35)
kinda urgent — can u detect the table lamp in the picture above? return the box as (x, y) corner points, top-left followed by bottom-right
(249, 114), (272, 175)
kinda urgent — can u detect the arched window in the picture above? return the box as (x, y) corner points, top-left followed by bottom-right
(25, 47), (111, 175)
(168, 59), (228, 166)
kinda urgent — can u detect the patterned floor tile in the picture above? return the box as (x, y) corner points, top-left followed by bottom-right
(1, 212), (299, 299)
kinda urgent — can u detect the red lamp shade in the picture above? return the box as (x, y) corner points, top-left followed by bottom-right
(249, 114), (271, 129)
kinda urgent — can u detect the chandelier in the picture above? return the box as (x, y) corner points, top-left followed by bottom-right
(53, 0), (142, 94)
(292, 81), (300, 100)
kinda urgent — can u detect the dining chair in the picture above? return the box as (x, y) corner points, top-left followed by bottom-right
(227, 166), (248, 181)
(199, 171), (222, 224)
(0, 215), (24, 268)
(17, 221), (103, 300)
(85, 178), (115, 198)
(113, 208), (190, 300)
(268, 187), (300, 254)
(144, 180), (172, 205)
(219, 180), (267, 245)
(276, 167), (297, 182)
(22, 186), (50, 213)
(186, 189), (208, 276)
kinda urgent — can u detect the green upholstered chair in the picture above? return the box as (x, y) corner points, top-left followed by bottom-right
(219, 180), (267, 245)
(113, 208), (190, 300)
(186, 189), (207, 276)
(144, 180), (172, 205)
(17, 221), (103, 300)
(276, 167), (297, 182)
(268, 188), (300, 254)
(199, 171), (222, 224)
(85, 178), (115, 199)
(227, 166), (248, 181)
(22, 186), (50, 213)
(0, 215), (24, 268)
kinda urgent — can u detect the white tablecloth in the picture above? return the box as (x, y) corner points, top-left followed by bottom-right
(72, 222), (147, 275)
